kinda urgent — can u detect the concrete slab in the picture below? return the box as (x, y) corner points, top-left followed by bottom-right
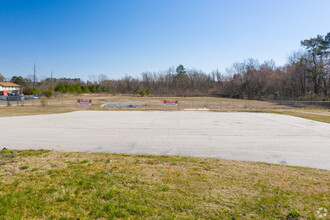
(0, 111), (329, 170)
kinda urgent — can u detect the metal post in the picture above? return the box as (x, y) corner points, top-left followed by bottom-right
(34, 63), (36, 88)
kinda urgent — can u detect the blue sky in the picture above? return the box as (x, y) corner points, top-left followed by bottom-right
(0, 0), (329, 81)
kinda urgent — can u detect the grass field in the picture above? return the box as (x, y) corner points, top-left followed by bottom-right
(0, 149), (329, 219)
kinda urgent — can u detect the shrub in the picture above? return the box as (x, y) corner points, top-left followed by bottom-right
(41, 87), (54, 98)
(146, 88), (151, 96)
(55, 84), (67, 93)
(140, 90), (146, 97)
(81, 86), (91, 93)
(23, 88), (33, 95)
(76, 84), (82, 93)
(40, 99), (47, 107)
(45, 90), (52, 98)
(32, 88), (40, 95)
(41, 87), (53, 98)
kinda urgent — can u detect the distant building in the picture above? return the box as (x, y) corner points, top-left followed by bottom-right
(0, 82), (22, 96)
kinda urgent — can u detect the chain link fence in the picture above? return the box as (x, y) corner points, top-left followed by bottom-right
(1, 95), (329, 110)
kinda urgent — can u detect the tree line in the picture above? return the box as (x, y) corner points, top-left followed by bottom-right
(1, 33), (329, 100)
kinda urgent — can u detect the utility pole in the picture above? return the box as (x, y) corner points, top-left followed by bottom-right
(33, 63), (36, 88)
(51, 71), (53, 88)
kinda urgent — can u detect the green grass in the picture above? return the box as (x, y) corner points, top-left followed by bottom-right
(0, 149), (329, 219)
(19, 165), (29, 170)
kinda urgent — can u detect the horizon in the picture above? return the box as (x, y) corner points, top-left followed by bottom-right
(1, 0), (330, 81)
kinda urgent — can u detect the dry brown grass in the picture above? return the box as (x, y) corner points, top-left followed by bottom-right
(271, 109), (330, 123)
(0, 106), (76, 117)
(1, 95), (329, 123)
(1, 94), (292, 110)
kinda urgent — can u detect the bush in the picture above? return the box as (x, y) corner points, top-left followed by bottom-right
(81, 86), (91, 93)
(76, 84), (82, 93)
(23, 88), (33, 95)
(40, 99), (47, 107)
(146, 88), (151, 96)
(42, 90), (51, 98)
(54, 83), (111, 94)
(140, 90), (146, 97)
(41, 87), (54, 98)
(32, 88), (40, 95)
(55, 84), (66, 93)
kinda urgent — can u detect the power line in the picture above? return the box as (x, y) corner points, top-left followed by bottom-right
(0, 52), (31, 68)
(0, 52), (52, 77)
(0, 58), (31, 75)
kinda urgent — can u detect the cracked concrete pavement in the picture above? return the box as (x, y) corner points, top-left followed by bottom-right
(1, 111), (329, 170)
